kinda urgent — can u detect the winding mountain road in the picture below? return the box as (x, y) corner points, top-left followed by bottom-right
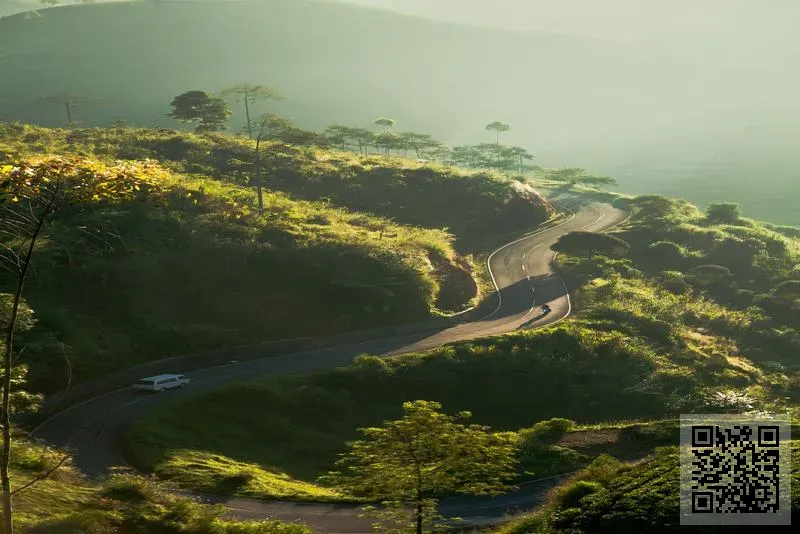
(33, 199), (627, 533)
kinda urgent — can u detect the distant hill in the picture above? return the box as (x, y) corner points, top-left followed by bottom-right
(0, 0), (41, 17)
(0, 0), (798, 224)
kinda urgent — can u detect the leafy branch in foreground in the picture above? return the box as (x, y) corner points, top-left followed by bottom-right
(320, 400), (518, 534)
(0, 155), (167, 533)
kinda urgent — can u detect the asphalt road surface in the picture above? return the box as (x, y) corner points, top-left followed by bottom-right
(33, 200), (627, 533)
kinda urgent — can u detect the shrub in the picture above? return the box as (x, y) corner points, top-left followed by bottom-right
(648, 241), (686, 266)
(705, 202), (742, 224)
(557, 480), (604, 508)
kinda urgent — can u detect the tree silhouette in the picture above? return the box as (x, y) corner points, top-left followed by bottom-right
(507, 147), (536, 174)
(221, 83), (283, 139)
(168, 91), (231, 132)
(38, 92), (101, 127)
(374, 117), (395, 132)
(375, 131), (401, 156)
(485, 121), (511, 165)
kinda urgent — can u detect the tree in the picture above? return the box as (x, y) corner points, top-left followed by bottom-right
(507, 147), (535, 175)
(168, 91), (231, 132)
(221, 83), (283, 139)
(396, 133), (439, 159)
(374, 132), (401, 156)
(323, 125), (353, 151)
(424, 143), (452, 165)
(351, 128), (376, 155)
(451, 145), (482, 168)
(0, 155), (167, 532)
(485, 121), (511, 165)
(374, 117), (396, 132)
(545, 168), (617, 188)
(248, 114), (279, 214)
(246, 113), (293, 142)
(38, 92), (100, 127)
(551, 231), (630, 258)
(320, 400), (518, 534)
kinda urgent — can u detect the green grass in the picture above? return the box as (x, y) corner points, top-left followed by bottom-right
(0, 150), (492, 393)
(7, 437), (311, 533)
(126, 316), (746, 500)
(0, 124), (555, 250)
(496, 442), (800, 533)
(124, 192), (800, 505)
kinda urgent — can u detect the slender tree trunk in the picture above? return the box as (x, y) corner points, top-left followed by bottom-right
(256, 182), (264, 213)
(244, 91), (252, 139)
(254, 123), (265, 214)
(63, 98), (73, 127)
(416, 500), (423, 534)
(496, 131), (500, 166)
(2, 189), (55, 534)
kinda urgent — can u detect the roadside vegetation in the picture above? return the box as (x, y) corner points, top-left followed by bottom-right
(126, 193), (800, 527)
(5, 437), (309, 533)
(0, 118), (556, 395)
(496, 443), (800, 533)
(493, 196), (800, 532)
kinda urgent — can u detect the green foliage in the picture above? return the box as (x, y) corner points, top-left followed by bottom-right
(504, 443), (800, 533)
(374, 117), (395, 131)
(541, 168), (617, 188)
(127, 324), (682, 500)
(320, 400), (517, 531)
(0, 151), (475, 391)
(556, 480), (603, 508)
(3, 436), (308, 533)
(23, 472), (311, 533)
(705, 202), (742, 224)
(168, 91), (232, 132)
(0, 124), (554, 248)
(551, 231), (630, 258)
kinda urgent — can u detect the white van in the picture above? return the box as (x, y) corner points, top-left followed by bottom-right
(132, 374), (191, 392)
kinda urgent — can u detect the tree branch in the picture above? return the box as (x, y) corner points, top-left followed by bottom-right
(9, 453), (71, 496)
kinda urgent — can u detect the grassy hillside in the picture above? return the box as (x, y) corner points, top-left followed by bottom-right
(0, 124), (555, 248)
(124, 192), (800, 505)
(0, 150), (485, 394)
(6, 437), (309, 533)
(498, 445), (799, 533)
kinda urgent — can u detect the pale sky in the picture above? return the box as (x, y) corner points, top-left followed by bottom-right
(341, 0), (800, 46)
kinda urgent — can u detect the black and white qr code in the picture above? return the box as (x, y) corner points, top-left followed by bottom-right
(680, 415), (791, 526)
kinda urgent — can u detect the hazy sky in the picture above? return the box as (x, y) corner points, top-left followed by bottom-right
(342, 0), (800, 47)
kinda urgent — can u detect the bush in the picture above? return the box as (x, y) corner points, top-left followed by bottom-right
(557, 480), (604, 508)
(705, 202), (742, 224)
(520, 418), (577, 445)
(648, 241), (686, 266)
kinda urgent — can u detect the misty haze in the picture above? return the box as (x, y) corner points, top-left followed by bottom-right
(0, 2), (798, 533)
(1, 0), (799, 223)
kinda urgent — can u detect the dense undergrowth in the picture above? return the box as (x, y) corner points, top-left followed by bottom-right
(0, 117), (563, 394)
(493, 196), (800, 532)
(496, 442), (800, 534)
(0, 152), (479, 393)
(126, 312), (750, 501)
(126, 194), (800, 512)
